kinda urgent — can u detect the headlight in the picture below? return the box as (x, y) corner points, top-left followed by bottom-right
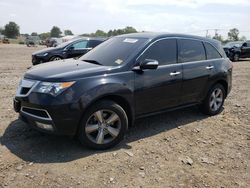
(34, 81), (75, 96)
(37, 52), (48, 57)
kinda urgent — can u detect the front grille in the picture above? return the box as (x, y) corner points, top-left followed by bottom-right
(21, 106), (51, 120)
(20, 87), (30, 95)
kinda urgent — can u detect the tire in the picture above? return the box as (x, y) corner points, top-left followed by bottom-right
(233, 53), (240, 62)
(50, 56), (62, 61)
(78, 100), (128, 150)
(200, 84), (226, 115)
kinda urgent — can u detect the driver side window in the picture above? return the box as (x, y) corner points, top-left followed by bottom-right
(72, 40), (88, 49)
(140, 39), (177, 66)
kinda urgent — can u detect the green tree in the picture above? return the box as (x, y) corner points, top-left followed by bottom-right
(228, 28), (239, 41)
(50, 26), (62, 37)
(94, 30), (107, 37)
(123, 26), (137, 34)
(3, 21), (20, 38)
(31, 32), (38, 36)
(212, 34), (224, 42)
(0, 27), (3, 35)
(64, 30), (74, 35)
(239, 36), (247, 41)
(39, 32), (50, 40)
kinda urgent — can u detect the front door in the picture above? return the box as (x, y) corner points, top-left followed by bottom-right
(134, 38), (183, 115)
(66, 40), (89, 59)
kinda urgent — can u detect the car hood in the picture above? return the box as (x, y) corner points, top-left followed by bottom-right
(24, 59), (112, 82)
(32, 47), (61, 55)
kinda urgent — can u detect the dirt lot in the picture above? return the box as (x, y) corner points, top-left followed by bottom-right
(0, 44), (249, 188)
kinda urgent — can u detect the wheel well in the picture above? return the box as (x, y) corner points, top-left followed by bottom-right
(50, 55), (63, 61)
(87, 95), (134, 127)
(215, 80), (228, 96)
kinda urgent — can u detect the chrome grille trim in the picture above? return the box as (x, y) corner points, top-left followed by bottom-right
(21, 106), (52, 121)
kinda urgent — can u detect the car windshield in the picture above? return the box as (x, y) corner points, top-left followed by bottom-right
(80, 37), (148, 66)
(224, 42), (243, 48)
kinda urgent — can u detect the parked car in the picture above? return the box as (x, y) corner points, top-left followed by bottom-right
(26, 36), (40, 47)
(45, 38), (62, 47)
(223, 41), (250, 61)
(14, 33), (232, 149)
(2, 37), (10, 44)
(32, 37), (106, 65)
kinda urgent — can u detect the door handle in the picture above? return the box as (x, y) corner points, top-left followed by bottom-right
(170, 71), (181, 76)
(206, 65), (214, 70)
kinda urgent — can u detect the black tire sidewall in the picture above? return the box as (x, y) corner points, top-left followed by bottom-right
(51, 56), (61, 61)
(78, 100), (128, 150)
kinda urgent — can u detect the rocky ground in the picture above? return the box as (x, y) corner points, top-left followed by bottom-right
(0, 44), (249, 188)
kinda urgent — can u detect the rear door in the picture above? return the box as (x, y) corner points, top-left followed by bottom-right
(134, 38), (183, 115)
(178, 39), (218, 104)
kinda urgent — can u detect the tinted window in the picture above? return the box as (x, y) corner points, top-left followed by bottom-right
(80, 37), (148, 66)
(72, 40), (87, 49)
(88, 40), (103, 48)
(140, 39), (177, 65)
(246, 42), (250, 47)
(178, 39), (206, 63)
(204, 42), (221, 59)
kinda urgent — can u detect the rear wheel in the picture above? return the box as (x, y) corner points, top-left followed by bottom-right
(78, 100), (128, 149)
(200, 84), (226, 115)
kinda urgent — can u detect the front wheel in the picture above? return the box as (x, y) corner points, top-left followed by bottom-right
(200, 84), (226, 115)
(78, 100), (128, 150)
(50, 56), (62, 61)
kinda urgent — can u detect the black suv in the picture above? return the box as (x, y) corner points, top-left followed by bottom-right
(223, 41), (250, 61)
(32, 37), (105, 65)
(14, 33), (232, 149)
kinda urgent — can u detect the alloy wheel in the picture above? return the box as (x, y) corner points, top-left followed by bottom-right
(209, 88), (223, 112)
(85, 109), (121, 145)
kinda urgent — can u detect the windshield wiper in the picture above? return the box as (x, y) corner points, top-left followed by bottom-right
(82, 59), (102, 65)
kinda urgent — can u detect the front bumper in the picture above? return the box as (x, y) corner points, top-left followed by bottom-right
(14, 96), (82, 136)
(32, 55), (48, 65)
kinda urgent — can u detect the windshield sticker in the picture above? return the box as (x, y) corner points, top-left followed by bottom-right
(123, 38), (138, 43)
(115, 59), (123, 65)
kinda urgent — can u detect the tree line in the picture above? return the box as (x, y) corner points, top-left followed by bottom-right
(0, 21), (138, 40)
(0, 21), (247, 43)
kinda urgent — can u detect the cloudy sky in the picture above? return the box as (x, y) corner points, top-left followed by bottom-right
(0, 0), (250, 39)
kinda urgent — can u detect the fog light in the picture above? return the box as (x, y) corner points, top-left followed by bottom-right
(35, 122), (53, 131)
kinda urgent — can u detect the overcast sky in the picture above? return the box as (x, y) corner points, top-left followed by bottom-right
(1, 0), (250, 39)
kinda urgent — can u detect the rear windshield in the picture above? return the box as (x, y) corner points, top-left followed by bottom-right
(80, 37), (148, 66)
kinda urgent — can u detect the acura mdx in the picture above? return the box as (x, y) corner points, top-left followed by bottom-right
(14, 33), (233, 149)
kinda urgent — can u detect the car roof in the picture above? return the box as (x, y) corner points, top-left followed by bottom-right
(116, 32), (226, 58)
(75, 37), (106, 41)
(116, 32), (220, 45)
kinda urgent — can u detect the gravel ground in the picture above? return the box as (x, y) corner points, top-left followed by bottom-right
(0, 44), (249, 188)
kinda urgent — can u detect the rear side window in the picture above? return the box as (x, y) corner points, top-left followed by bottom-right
(178, 39), (206, 63)
(141, 39), (177, 66)
(88, 40), (103, 48)
(204, 42), (222, 59)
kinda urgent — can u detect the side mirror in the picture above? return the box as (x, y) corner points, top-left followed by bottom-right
(140, 59), (159, 70)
